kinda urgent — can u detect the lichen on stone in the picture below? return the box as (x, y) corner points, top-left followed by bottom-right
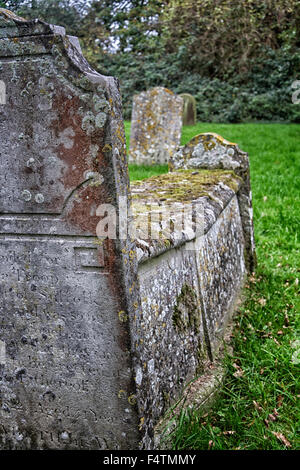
(131, 168), (242, 204)
(173, 283), (200, 333)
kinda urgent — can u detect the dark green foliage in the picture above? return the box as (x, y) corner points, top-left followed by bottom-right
(91, 0), (300, 123)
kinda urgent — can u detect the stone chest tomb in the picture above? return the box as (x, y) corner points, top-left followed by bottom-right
(0, 10), (255, 450)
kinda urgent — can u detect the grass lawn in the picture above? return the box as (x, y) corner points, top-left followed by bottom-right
(126, 121), (300, 450)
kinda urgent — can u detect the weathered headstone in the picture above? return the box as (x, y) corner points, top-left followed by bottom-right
(0, 9), (141, 450)
(169, 133), (256, 272)
(129, 87), (183, 165)
(179, 93), (196, 126)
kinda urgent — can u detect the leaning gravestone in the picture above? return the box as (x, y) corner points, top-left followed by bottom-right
(0, 9), (141, 450)
(179, 93), (196, 126)
(129, 87), (183, 165)
(169, 133), (256, 272)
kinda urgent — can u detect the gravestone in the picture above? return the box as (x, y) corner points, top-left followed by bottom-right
(169, 133), (256, 272)
(0, 9), (141, 450)
(179, 93), (196, 126)
(129, 87), (183, 165)
(0, 79), (5, 104)
(0, 9), (256, 451)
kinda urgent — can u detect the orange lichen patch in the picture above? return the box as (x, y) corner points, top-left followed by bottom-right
(102, 144), (112, 152)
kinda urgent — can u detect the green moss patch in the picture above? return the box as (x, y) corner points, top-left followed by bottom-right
(131, 169), (241, 204)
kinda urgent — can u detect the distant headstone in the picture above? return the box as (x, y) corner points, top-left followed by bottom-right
(179, 93), (196, 126)
(129, 87), (183, 165)
(0, 9), (140, 450)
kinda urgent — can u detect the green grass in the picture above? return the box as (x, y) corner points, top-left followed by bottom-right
(126, 121), (300, 450)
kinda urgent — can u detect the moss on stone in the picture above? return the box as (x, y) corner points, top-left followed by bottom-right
(131, 169), (242, 204)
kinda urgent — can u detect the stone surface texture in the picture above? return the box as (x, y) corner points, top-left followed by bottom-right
(130, 169), (243, 263)
(179, 93), (196, 126)
(129, 170), (247, 442)
(129, 87), (183, 165)
(0, 9), (255, 451)
(135, 196), (246, 434)
(0, 9), (141, 450)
